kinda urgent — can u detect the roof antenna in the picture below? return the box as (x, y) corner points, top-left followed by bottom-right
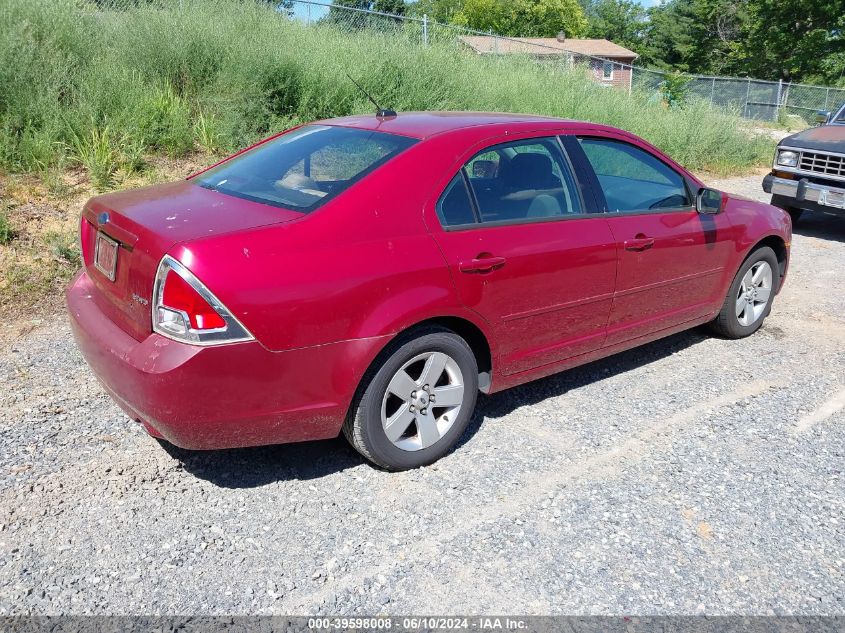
(345, 73), (397, 118)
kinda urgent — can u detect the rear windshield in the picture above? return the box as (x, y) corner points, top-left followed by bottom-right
(836, 106), (845, 123)
(194, 125), (417, 212)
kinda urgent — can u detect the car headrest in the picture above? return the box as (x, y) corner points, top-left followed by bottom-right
(500, 153), (557, 190)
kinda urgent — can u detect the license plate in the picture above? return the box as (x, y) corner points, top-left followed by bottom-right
(819, 188), (845, 209)
(94, 232), (119, 281)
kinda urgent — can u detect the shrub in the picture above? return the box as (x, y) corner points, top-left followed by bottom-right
(0, 0), (773, 176)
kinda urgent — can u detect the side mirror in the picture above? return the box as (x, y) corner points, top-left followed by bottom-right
(815, 110), (831, 125)
(696, 187), (723, 215)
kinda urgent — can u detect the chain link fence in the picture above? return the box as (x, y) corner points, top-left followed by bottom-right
(82, 0), (845, 124)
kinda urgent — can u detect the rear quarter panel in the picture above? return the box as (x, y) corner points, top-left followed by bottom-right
(171, 140), (495, 358)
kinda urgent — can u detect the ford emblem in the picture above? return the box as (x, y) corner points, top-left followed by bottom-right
(97, 211), (110, 226)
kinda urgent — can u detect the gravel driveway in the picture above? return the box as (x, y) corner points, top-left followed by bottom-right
(1, 175), (844, 616)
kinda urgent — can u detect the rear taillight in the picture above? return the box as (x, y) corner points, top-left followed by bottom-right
(152, 255), (253, 345)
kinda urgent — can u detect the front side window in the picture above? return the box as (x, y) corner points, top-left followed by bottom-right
(578, 138), (691, 212)
(195, 125), (416, 212)
(438, 138), (583, 227)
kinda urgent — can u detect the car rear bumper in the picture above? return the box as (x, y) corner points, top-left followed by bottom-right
(763, 174), (845, 216)
(66, 270), (385, 450)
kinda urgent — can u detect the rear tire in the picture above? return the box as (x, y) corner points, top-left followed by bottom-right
(709, 246), (779, 339)
(343, 328), (478, 471)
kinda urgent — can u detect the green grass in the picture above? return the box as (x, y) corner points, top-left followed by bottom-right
(0, 0), (773, 184)
(0, 211), (13, 245)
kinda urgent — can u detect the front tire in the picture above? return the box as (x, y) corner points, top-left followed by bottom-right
(709, 246), (779, 339)
(343, 328), (479, 470)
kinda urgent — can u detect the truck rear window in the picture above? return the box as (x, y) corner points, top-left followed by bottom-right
(194, 125), (416, 212)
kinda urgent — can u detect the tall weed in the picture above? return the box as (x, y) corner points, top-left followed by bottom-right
(69, 126), (120, 192)
(0, 0), (773, 176)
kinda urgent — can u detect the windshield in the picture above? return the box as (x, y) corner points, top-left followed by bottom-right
(195, 125), (417, 212)
(836, 105), (845, 123)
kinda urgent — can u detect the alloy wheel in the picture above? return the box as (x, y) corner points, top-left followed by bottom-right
(380, 351), (465, 452)
(735, 260), (773, 327)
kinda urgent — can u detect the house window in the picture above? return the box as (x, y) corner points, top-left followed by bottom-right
(602, 62), (614, 80)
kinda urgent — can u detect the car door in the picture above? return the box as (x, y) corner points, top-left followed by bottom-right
(573, 134), (735, 345)
(427, 135), (617, 376)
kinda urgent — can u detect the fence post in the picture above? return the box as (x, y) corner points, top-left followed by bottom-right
(710, 77), (716, 106)
(776, 79), (783, 122)
(306, 2), (311, 25)
(423, 13), (428, 46)
(743, 78), (751, 118)
(825, 87), (831, 111)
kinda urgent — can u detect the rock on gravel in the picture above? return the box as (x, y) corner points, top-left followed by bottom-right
(0, 176), (844, 615)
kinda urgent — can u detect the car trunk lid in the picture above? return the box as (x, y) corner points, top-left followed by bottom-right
(80, 180), (303, 341)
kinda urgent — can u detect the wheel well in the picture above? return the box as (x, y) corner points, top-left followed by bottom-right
(753, 236), (788, 282)
(401, 317), (493, 392)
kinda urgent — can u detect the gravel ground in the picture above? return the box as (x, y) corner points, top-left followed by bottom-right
(1, 175), (844, 616)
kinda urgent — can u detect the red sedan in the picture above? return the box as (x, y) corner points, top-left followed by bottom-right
(67, 112), (791, 470)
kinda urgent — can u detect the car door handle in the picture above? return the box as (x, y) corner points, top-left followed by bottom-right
(459, 255), (506, 274)
(624, 236), (655, 252)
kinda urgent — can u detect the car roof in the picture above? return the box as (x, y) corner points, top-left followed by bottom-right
(320, 111), (613, 140)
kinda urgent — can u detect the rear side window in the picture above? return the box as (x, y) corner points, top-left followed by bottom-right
(436, 137), (584, 228)
(195, 125), (416, 212)
(578, 138), (691, 212)
(436, 172), (477, 227)
(470, 139), (583, 223)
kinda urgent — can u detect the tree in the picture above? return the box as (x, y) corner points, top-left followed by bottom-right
(407, 0), (464, 22)
(640, 0), (845, 85)
(639, 0), (748, 73)
(324, 0), (407, 28)
(453, 0), (588, 38)
(740, 0), (845, 83)
(374, 0), (407, 15)
(583, 0), (647, 53)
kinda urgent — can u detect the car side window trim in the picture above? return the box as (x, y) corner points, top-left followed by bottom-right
(440, 210), (611, 231)
(575, 135), (696, 216)
(434, 168), (480, 229)
(435, 135), (594, 231)
(459, 167), (483, 224)
(558, 135), (607, 214)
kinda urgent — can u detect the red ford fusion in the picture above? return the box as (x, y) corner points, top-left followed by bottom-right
(67, 112), (791, 470)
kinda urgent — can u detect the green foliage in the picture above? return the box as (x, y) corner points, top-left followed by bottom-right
(741, 0), (844, 84)
(324, 0), (406, 28)
(582, 0), (646, 53)
(0, 211), (14, 245)
(0, 0), (771, 178)
(69, 126), (121, 192)
(44, 230), (81, 267)
(659, 72), (692, 109)
(454, 0), (588, 38)
(194, 112), (221, 154)
(408, 0), (464, 21)
(628, 0), (845, 85)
